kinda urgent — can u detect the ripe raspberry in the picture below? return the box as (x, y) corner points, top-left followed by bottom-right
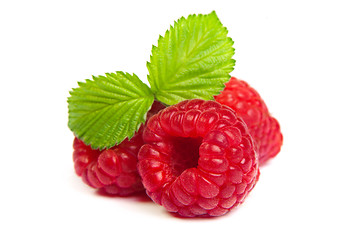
(215, 77), (283, 165)
(137, 99), (259, 217)
(72, 101), (165, 196)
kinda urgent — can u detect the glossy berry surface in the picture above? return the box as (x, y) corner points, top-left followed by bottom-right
(72, 101), (165, 196)
(215, 77), (283, 165)
(137, 99), (259, 217)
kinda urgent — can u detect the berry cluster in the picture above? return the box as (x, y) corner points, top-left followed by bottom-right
(68, 7), (282, 219)
(71, 79), (282, 217)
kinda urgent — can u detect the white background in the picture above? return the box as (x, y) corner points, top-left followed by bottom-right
(1, 0), (359, 239)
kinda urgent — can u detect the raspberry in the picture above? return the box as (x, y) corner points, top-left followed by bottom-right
(137, 99), (259, 217)
(72, 101), (165, 196)
(215, 77), (283, 165)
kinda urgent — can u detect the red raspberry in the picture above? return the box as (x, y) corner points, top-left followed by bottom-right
(72, 101), (165, 196)
(215, 77), (283, 165)
(137, 99), (259, 217)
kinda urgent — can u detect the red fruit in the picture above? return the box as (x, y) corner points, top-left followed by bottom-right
(215, 77), (283, 165)
(137, 99), (259, 217)
(72, 101), (165, 196)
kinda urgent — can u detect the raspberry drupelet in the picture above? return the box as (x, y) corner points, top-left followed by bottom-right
(72, 101), (165, 196)
(137, 99), (259, 217)
(215, 77), (283, 165)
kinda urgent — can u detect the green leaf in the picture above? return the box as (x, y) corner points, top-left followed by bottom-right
(68, 71), (154, 150)
(147, 11), (235, 105)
